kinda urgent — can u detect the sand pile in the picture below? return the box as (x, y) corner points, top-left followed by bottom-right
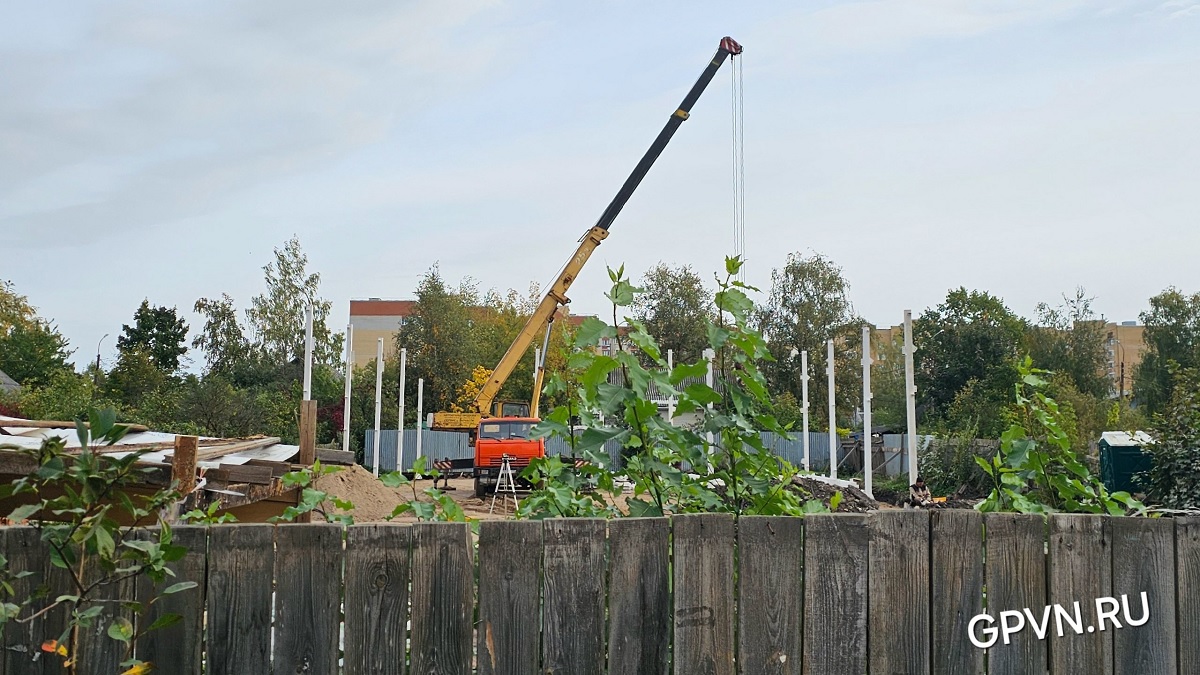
(312, 464), (411, 522)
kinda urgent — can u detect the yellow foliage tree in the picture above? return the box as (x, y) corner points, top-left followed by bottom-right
(451, 365), (493, 412)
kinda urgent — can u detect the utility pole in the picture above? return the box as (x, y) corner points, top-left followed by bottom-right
(372, 338), (384, 476)
(342, 324), (353, 453)
(93, 333), (109, 388)
(827, 339), (837, 480)
(861, 326), (873, 498)
(667, 349), (676, 425)
(416, 378), (425, 462)
(397, 347), (407, 471)
(302, 304), (313, 400)
(801, 349), (810, 472)
(904, 310), (918, 486)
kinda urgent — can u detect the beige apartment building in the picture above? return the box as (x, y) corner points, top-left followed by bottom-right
(347, 299), (621, 368)
(348, 299), (415, 367)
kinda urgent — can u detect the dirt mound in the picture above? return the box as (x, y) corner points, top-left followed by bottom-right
(312, 464), (409, 522)
(790, 476), (878, 513)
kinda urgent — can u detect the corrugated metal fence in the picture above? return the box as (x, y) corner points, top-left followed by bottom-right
(364, 429), (932, 474)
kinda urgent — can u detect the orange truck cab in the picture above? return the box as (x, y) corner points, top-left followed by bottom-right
(473, 417), (545, 498)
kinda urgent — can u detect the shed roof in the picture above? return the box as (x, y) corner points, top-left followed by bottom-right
(1099, 430), (1152, 447)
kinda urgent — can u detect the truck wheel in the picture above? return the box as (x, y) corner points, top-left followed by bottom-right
(474, 477), (487, 499)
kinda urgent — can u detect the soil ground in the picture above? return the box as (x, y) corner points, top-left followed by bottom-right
(313, 464), (977, 522)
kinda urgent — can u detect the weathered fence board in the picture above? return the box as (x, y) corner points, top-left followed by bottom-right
(76, 553), (136, 675)
(2, 527), (53, 675)
(869, 509), (931, 675)
(931, 510), (983, 675)
(136, 525), (207, 675)
(984, 513), (1048, 675)
(273, 523), (342, 674)
(802, 514), (868, 675)
(1175, 517), (1199, 675)
(1112, 517), (1175, 674)
(478, 520), (543, 675)
(607, 518), (670, 675)
(205, 524), (274, 674)
(1049, 515), (1112, 675)
(737, 516), (803, 675)
(3, 512), (1197, 675)
(673, 513), (735, 675)
(345, 524), (411, 675)
(543, 518), (607, 675)
(410, 522), (473, 675)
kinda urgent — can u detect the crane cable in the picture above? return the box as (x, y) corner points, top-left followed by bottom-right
(731, 51), (746, 281)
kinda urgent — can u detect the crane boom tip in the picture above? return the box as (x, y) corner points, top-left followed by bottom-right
(720, 36), (743, 55)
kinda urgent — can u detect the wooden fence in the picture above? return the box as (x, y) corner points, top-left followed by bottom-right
(2, 512), (1197, 674)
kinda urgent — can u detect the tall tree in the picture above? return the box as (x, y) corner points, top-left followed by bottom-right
(1134, 287), (1200, 414)
(758, 251), (862, 429)
(116, 299), (189, 372)
(0, 279), (72, 388)
(246, 236), (342, 367)
(915, 288), (1026, 437)
(631, 263), (713, 366)
(1024, 288), (1109, 399)
(396, 265), (480, 414)
(193, 294), (255, 377)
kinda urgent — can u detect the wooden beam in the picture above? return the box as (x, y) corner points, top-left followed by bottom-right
(299, 400), (317, 466)
(166, 436), (282, 463)
(316, 448), (355, 466)
(208, 464), (275, 485)
(0, 419), (150, 432)
(172, 435), (199, 494)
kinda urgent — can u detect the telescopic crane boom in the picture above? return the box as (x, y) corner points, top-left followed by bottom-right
(471, 36), (743, 420)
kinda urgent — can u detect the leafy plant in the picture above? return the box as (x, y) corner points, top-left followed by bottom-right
(975, 358), (1146, 515)
(269, 460), (354, 525)
(0, 408), (197, 674)
(380, 457), (469, 522)
(521, 258), (829, 519)
(1140, 365), (1200, 510)
(180, 500), (238, 525)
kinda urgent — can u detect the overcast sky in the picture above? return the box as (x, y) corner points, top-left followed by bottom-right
(3, 0), (1198, 370)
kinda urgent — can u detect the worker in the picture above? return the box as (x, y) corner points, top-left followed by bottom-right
(908, 475), (932, 507)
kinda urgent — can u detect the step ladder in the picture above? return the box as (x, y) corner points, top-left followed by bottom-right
(489, 454), (520, 514)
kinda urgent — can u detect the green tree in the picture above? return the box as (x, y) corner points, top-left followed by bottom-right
(0, 321), (73, 388)
(106, 349), (172, 408)
(1142, 365), (1200, 509)
(193, 294), (256, 378)
(631, 263), (713, 366)
(397, 266), (480, 414)
(116, 299), (189, 372)
(246, 236), (342, 367)
(758, 251), (862, 429)
(1134, 287), (1200, 414)
(0, 279), (36, 334)
(0, 279), (72, 388)
(1024, 288), (1109, 399)
(915, 288), (1025, 437)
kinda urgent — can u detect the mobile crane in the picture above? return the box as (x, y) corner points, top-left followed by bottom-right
(430, 37), (743, 496)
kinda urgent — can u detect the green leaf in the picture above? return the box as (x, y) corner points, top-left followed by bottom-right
(107, 617), (134, 643)
(829, 491), (843, 511)
(146, 612), (183, 632)
(574, 317), (616, 348)
(6, 503), (40, 522)
(161, 581), (198, 595)
(725, 255), (744, 276)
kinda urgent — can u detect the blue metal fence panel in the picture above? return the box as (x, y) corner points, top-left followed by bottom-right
(363, 429), (472, 472)
(362, 429), (914, 475)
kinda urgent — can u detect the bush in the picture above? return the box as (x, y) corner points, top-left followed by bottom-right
(1141, 366), (1200, 510)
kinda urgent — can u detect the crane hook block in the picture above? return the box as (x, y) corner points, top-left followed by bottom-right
(721, 36), (743, 55)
